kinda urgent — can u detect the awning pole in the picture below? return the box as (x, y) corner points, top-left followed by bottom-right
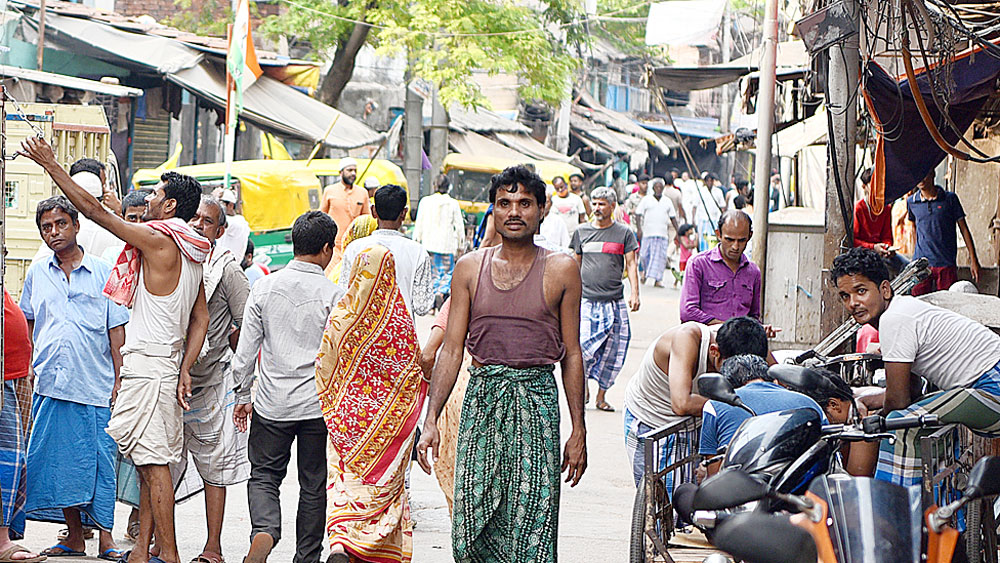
(750, 0), (779, 296)
(36, 0), (46, 71)
(305, 114), (341, 166)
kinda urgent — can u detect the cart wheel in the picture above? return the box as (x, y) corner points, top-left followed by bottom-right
(630, 484), (647, 563)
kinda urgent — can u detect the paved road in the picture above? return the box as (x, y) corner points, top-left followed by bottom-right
(20, 282), (682, 563)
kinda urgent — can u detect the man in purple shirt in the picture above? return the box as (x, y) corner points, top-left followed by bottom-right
(680, 210), (761, 324)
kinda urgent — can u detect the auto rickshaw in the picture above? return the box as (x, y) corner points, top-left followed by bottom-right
(132, 160), (321, 269)
(441, 153), (584, 232)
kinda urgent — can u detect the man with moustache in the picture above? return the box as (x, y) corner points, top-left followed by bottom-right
(21, 136), (210, 563)
(320, 157), (370, 267)
(571, 187), (640, 412)
(20, 196), (129, 560)
(416, 165), (587, 563)
(831, 247), (1000, 487)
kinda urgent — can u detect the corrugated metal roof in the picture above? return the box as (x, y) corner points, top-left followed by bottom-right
(0, 64), (142, 97)
(448, 105), (530, 134)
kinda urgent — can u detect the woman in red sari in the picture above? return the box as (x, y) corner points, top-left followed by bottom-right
(315, 245), (428, 563)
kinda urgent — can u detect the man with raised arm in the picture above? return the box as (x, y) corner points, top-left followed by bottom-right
(416, 165), (587, 563)
(21, 137), (210, 563)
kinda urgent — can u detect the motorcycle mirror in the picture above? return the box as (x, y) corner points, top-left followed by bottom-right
(697, 373), (741, 406)
(698, 373), (755, 415)
(692, 469), (769, 511)
(770, 364), (848, 399)
(713, 512), (818, 563)
(963, 456), (1000, 500)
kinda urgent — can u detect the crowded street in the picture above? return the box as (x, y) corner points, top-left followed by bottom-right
(4, 0), (1000, 559)
(16, 283), (682, 563)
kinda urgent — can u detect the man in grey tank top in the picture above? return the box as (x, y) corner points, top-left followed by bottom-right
(416, 165), (587, 563)
(22, 137), (210, 563)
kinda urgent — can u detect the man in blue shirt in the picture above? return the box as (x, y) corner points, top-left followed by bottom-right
(19, 196), (129, 559)
(700, 353), (826, 475)
(907, 170), (981, 295)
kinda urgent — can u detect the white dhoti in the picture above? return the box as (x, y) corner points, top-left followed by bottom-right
(106, 346), (184, 466)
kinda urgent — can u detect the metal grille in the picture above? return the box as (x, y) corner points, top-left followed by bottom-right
(638, 416), (702, 562)
(921, 425), (1000, 562)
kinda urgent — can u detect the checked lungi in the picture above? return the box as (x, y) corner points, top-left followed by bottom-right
(0, 381), (27, 538)
(875, 360), (1000, 487)
(623, 408), (696, 499)
(430, 252), (456, 296)
(453, 365), (561, 563)
(580, 298), (631, 390)
(639, 236), (670, 283)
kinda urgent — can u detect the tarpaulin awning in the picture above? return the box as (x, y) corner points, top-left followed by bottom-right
(650, 65), (755, 92)
(169, 62), (383, 149)
(30, 11), (382, 149)
(637, 116), (721, 139)
(449, 129), (531, 161)
(493, 132), (572, 163)
(30, 12), (204, 73)
(862, 46), (1000, 212)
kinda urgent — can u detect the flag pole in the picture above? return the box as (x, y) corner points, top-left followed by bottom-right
(224, 23), (235, 190)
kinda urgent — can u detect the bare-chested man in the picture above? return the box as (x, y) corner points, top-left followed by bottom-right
(622, 319), (771, 490)
(22, 137), (210, 563)
(417, 165), (587, 563)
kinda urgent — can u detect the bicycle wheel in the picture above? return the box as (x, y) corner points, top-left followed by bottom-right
(967, 498), (983, 562)
(630, 484), (647, 563)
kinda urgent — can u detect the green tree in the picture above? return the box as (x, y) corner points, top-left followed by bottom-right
(261, 0), (583, 109)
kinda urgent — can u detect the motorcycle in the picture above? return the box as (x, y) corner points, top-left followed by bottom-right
(692, 366), (937, 498)
(689, 455), (1000, 563)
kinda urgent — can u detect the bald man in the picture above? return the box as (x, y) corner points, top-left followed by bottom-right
(679, 210), (761, 324)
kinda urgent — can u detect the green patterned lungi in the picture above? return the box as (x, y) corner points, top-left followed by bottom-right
(452, 364), (561, 563)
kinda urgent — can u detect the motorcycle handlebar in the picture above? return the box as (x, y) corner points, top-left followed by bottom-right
(885, 414), (939, 431)
(862, 414), (940, 433)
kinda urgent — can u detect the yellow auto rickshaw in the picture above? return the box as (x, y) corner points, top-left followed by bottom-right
(132, 160), (322, 268)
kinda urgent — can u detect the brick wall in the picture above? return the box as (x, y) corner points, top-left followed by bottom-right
(114, 0), (282, 26)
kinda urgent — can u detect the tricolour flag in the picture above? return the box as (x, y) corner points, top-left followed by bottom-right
(226, 0), (263, 128)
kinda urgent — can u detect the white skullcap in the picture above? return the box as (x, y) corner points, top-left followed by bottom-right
(949, 280), (979, 294)
(364, 177), (380, 189)
(339, 157), (358, 171)
(220, 189), (238, 204)
(72, 171), (103, 199)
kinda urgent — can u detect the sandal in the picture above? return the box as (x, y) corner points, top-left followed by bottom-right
(595, 400), (616, 412)
(125, 520), (140, 542)
(57, 528), (94, 541)
(0, 545), (46, 562)
(99, 548), (124, 561)
(41, 544), (86, 557)
(191, 552), (224, 563)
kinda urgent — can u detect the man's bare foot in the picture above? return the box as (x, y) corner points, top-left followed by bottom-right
(244, 533), (274, 563)
(0, 543), (46, 562)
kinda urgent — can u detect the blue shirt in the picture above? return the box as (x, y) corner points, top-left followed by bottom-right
(699, 381), (826, 456)
(19, 251), (130, 407)
(907, 187), (965, 267)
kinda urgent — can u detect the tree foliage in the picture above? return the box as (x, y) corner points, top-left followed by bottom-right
(261, 0), (583, 109)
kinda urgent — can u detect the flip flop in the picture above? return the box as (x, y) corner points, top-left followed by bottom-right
(0, 544), (47, 563)
(99, 548), (124, 561)
(42, 544), (86, 557)
(191, 551), (224, 563)
(595, 400), (616, 412)
(57, 527), (95, 541)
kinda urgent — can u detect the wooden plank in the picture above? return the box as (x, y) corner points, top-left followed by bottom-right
(795, 230), (824, 345)
(764, 230), (801, 348)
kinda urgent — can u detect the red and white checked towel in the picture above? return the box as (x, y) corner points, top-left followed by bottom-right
(103, 218), (212, 307)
